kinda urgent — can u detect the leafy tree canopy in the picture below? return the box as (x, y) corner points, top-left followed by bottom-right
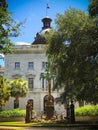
(46, 8), (98, 104)
(10, 78), (28, 99)
(0, 77), (11, 108)
(88, 0), (98, 18)
(0, 0), (22, 54)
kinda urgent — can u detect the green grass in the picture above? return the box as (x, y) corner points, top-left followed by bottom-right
(0, 121), (98, 128)
(0, 121), (70, 127)
(0, 105), (98, 128)
(75, 105), (98, 116)
(0, 122), (33, 127)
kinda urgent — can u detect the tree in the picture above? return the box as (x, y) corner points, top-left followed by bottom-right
(10, 78), (28, 108)
(40, 61), (55, 119)
(46, 8), (98, 104)
(0, 0), (22, 54)
(88, 0), (98, 17)
(0, 77), (11, 110)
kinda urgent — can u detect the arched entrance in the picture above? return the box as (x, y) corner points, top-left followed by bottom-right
(43, 95), (54, 114)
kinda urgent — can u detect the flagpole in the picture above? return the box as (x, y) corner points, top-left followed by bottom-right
(46, 3), (50, 16)
(46, 6), (47, 16)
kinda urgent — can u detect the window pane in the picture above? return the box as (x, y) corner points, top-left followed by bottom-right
(28, 78), (34, 88)
(42, 62), (47, 69)
(15, 62), (20, 69)
(28, 62), (34, 69)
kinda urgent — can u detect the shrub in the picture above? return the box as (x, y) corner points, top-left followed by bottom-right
(0, 109), (37, 118)
(0, 109), (26, 118)
(75, 105), (98, 116)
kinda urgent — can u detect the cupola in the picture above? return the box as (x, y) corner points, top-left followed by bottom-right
(32, 16), (52, 45)
(42, 16), (52, 29)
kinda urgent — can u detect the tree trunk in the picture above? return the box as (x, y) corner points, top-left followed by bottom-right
(14, 96), (19, 109)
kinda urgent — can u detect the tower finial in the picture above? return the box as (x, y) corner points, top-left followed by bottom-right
(46, 3), (50, 16)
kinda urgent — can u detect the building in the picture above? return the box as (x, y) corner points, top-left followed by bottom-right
(0, 67), (4, 77)
(3, 16), (65, 114)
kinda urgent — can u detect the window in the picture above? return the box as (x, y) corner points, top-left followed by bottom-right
(28, 78), (34, 88)
(46, 80), (48, 89)
(15, 62), (20, 69)
(40, 73), (48, 89)
(42, 62), (47, 69)
(42, 78), (44, 89)
(40, 73), (44, 88)
(28, 62), (34, 69)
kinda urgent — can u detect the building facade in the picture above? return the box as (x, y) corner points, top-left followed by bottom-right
(3, 16), (65, 114)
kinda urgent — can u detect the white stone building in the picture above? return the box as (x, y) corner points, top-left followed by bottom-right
(3, 16), (65, 114)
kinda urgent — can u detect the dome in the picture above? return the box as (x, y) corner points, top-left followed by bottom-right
(32, 16), (52, 45)
(40, 28), (51, 35)
(32, 32), (46, 45)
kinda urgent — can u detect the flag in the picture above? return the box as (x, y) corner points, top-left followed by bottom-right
(47, 3), (50, 9)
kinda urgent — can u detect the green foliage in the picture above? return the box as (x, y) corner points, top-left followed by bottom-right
(75, 105), (98, 116)
(0, 1), (22, 54)
(0, 77), (11, 107)
(10, 78), (28, 98)
(46, 8), (98, 104)
(88, 0), (98, 17)
(0, 109), (26, 118)
(0, 109), (36, 118)
(10, 78), (28, 108)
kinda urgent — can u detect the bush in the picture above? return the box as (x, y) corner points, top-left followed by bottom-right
(0, 109), (26, 118)
(75, 105), (98, 116)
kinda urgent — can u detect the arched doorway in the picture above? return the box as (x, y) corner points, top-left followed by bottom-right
(43, 95), (54, 114)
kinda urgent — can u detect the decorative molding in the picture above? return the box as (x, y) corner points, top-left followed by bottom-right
(26, 74), (36, 78)
(12, 74), (22, 79)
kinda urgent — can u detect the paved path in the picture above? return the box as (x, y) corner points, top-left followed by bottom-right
(25, 127), (77, 130)
(0, 126), (95, 130)
(0, 126), (22, 130)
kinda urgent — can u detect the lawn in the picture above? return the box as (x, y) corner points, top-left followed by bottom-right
(0, 121), (70, 127)
(0, 106), (98, 128)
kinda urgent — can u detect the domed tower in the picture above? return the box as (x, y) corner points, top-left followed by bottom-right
(32, 15), (52, 45)
(42, 16), (52, 30)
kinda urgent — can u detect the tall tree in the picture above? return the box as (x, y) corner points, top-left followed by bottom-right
(10, 79), (28, 108)
(0, 77), (11, 110)
(0, 0), (22, 54)
(88, 0), (98, 17)
(46, 8), (98, 104)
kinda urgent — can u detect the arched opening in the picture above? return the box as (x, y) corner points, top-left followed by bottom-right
(43, 95), (54, 114)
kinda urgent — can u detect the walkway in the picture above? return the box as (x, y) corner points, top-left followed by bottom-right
(0, 126), (97, 130)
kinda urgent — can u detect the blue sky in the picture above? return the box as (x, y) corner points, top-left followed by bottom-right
(0, 0), (89, 66)
(7, 0), (89, 44)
